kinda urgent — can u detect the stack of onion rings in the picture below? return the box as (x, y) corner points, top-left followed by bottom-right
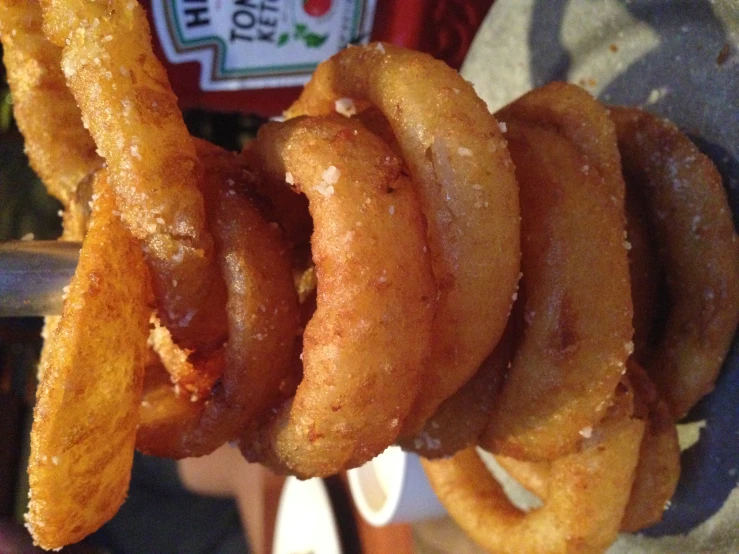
(2, 3), (737, 548)
(287, 43), (522, 438)
(422, 97), (737, 553)
(239, 115), (436, 478)
(136, 140), (300, 458)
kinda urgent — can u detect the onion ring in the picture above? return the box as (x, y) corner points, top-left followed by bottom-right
(611, 106), (739, 418)
(136, 140), (300, 458)
(27, 174), (151, 550)
(423, 387), (644, 554)
(480, 84), (633, 461)
(39, 0), (228, 358)
(240, 115), (436, 477)
(621, 360), (680, 532)
(0, 0), (99, 206)
(399, 324), (512, 459)
(494, 455), (550, 501)
(287, 43), (521, 435)
(625, 182), (664, 363)
(494, 361), (680, 533)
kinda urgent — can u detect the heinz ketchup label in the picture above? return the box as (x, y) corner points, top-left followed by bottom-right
(141, 0), (494, 115)
(151, 0), (377, 91)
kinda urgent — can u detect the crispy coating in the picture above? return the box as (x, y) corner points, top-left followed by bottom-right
(38, 173), (94, 383)
(424, 391), (644, 554)
(400, 325), (512, 458)
(625, 183), (664, 363)
(621, 361), (680, 532)
(287, 43), (521, 435)
(137, 141), (300, 458)
(240, 116), (436, 477)
(495, 455), (551, 500)
(611, 106), (739, 418)
(481, 85), (633, 461)
(0, 0), (99, 206)
(27, 175), (151, 550)
(38, 0), (228, 353)
(146, 316), (224, 402)
(494, 362), (680, 534)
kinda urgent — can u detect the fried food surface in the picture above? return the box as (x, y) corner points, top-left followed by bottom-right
(399, 326), (511, 459)
(26, 176), (151, 550)
(39, 0), (228, 353)
(240, 116), (436, 477)
(1, 14), (735, 547)
(424, 391), (644, 554)
(137, 141), (300, 458)
(625, 183), (664, 363)
(621, 361), (681, 532)
(288, 43), (521, 437)
(0, 0), (99, 205)
(480, 84), (633, 461)
(491, 362), (681, 535)
(611, 106), (739, 418)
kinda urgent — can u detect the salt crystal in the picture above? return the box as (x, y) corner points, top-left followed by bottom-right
(322, 165), (340, 185)
(334, 97), (357, 118)
(314, 166), (340, 197)
(314, 183), (335, 197)
(692, 215), (701, 232)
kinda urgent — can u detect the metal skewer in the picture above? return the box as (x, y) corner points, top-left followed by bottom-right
(0, 241), (80, 317)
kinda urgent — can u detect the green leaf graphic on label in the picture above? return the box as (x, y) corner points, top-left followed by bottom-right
(304, 33), (328, 47)
(287, 24), (328, 48)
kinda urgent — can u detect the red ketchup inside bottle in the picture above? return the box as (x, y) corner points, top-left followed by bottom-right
(140, 0), (494, 117)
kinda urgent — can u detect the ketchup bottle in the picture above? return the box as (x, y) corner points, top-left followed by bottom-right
(139, 0), (494, 117)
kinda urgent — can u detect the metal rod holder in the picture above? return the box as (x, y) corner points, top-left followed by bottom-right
(0, 241), (80, 317)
